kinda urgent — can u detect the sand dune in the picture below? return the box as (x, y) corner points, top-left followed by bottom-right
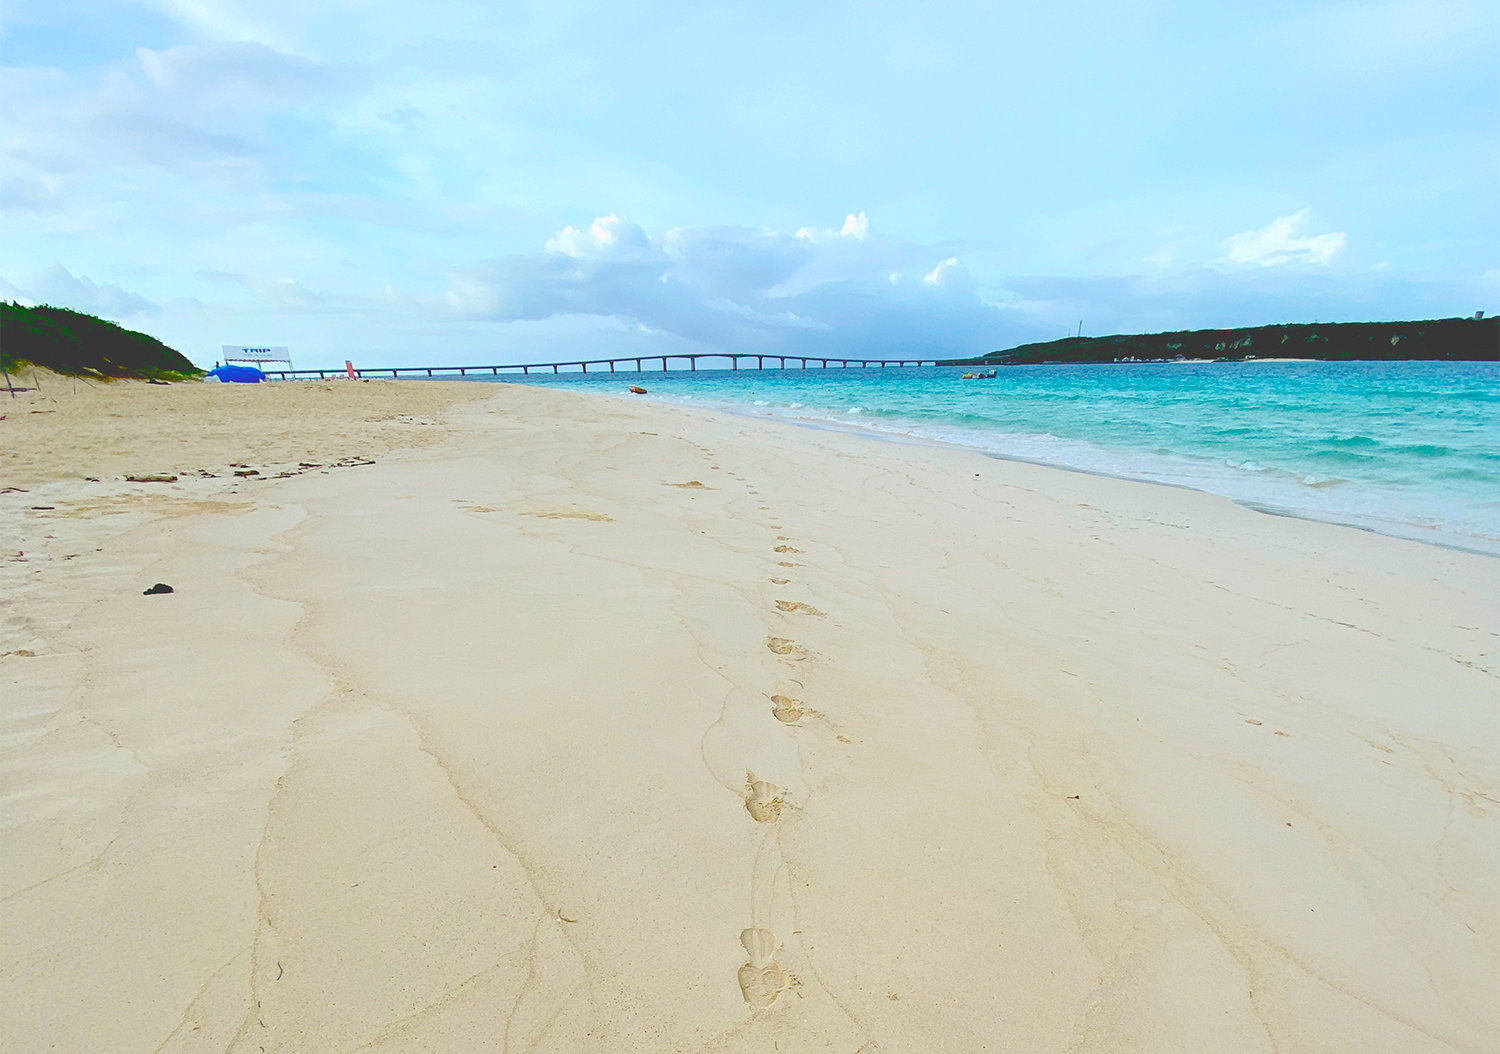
(2, 378), (1496, 1052)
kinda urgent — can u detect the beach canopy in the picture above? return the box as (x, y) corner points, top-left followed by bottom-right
(206, 364), (266, 383)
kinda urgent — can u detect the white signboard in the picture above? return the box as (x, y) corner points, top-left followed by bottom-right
(222, 345), (290, 361)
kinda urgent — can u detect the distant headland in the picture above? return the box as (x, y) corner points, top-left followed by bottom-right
(949, 316), (1498, 367)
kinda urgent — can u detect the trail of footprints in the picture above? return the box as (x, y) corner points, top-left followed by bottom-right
(679, 443), (833, 1011)
(729, 458), (842, 1010)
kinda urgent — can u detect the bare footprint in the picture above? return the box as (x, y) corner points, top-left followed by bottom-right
(744, 772), (786, 822)
(776, 561), (800, 568)
(769, 577), (789, 585)
(765, 637), (805, 658)
(667, 480), (709, 489)
(773, 544), (802, 554)
(775, 600), (823, 616)
(738, 928), (799, 1008)
(770, 694), (804, 723)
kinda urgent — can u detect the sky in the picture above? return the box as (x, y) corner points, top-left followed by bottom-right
(1, 0), (1496, 369)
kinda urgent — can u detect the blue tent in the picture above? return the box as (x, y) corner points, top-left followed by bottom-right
(206, 365), (266, 383)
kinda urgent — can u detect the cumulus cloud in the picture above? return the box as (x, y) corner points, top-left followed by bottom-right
(544, 214), (652, 258)
(796, 211), (870, 242)
(441, 214), (1014, 358)
(922, 257), (962, 286)
(1220, 209), (1347, 267)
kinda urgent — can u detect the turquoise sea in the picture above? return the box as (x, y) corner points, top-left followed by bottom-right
(490, 360), (1500, 555)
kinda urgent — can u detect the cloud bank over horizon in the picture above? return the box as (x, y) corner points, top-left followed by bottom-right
(435, 213), (1009, 360)
(1, 0), (1494, 366)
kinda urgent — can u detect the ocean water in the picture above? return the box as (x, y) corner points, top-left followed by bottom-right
(486, 360), (1500, 555)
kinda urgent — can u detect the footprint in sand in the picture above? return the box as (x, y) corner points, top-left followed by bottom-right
(773, 544), (802, 554)
(765, 636), (806, 658)
(523, 509), (616, 522)
(769, 577), (789, 585)
(776, 561), (800, 569)
(737, 928), (798, 1008)
(770, 694), (805, 724)
(744, 772), (786, 822)
(667, 480), (710, 489)
(775, 600), (823, 616)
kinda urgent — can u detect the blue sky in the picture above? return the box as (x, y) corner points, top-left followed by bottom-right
(1, 0), (1496, 368)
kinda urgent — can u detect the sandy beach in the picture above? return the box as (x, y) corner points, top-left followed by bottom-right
(2, 376), (1496, 1053)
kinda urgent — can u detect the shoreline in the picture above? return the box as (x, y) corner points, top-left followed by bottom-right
(3, 379), (1496, 1051)
(576, 386), (1500, 559)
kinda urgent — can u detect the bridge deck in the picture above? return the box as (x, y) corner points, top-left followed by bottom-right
(261, 353), (942, 381)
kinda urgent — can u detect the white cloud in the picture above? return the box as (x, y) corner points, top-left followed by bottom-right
(0, 40), (340, 203)
(133, 0), (287, 50)
(25, 264), (157, 317)
(923, 257), (961, 286)
(134, 42), (331, 104)
(796, 211), (870, 242)
(1221, 209), (1346, 267)
(544, 214), (651, 258)
(440, 215), (1014, 358)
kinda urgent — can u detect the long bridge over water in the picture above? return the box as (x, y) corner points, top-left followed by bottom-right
(262, 352), (943, 381)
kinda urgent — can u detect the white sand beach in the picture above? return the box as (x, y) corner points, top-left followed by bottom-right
(2, 377), (1496, 1052)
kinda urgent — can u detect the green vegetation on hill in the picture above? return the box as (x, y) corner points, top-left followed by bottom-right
(953, 316), (1498, 367)
(1, 302), (201, 380)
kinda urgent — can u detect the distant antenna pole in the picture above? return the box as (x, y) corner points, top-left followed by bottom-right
(1077, 320), (1083, 338)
